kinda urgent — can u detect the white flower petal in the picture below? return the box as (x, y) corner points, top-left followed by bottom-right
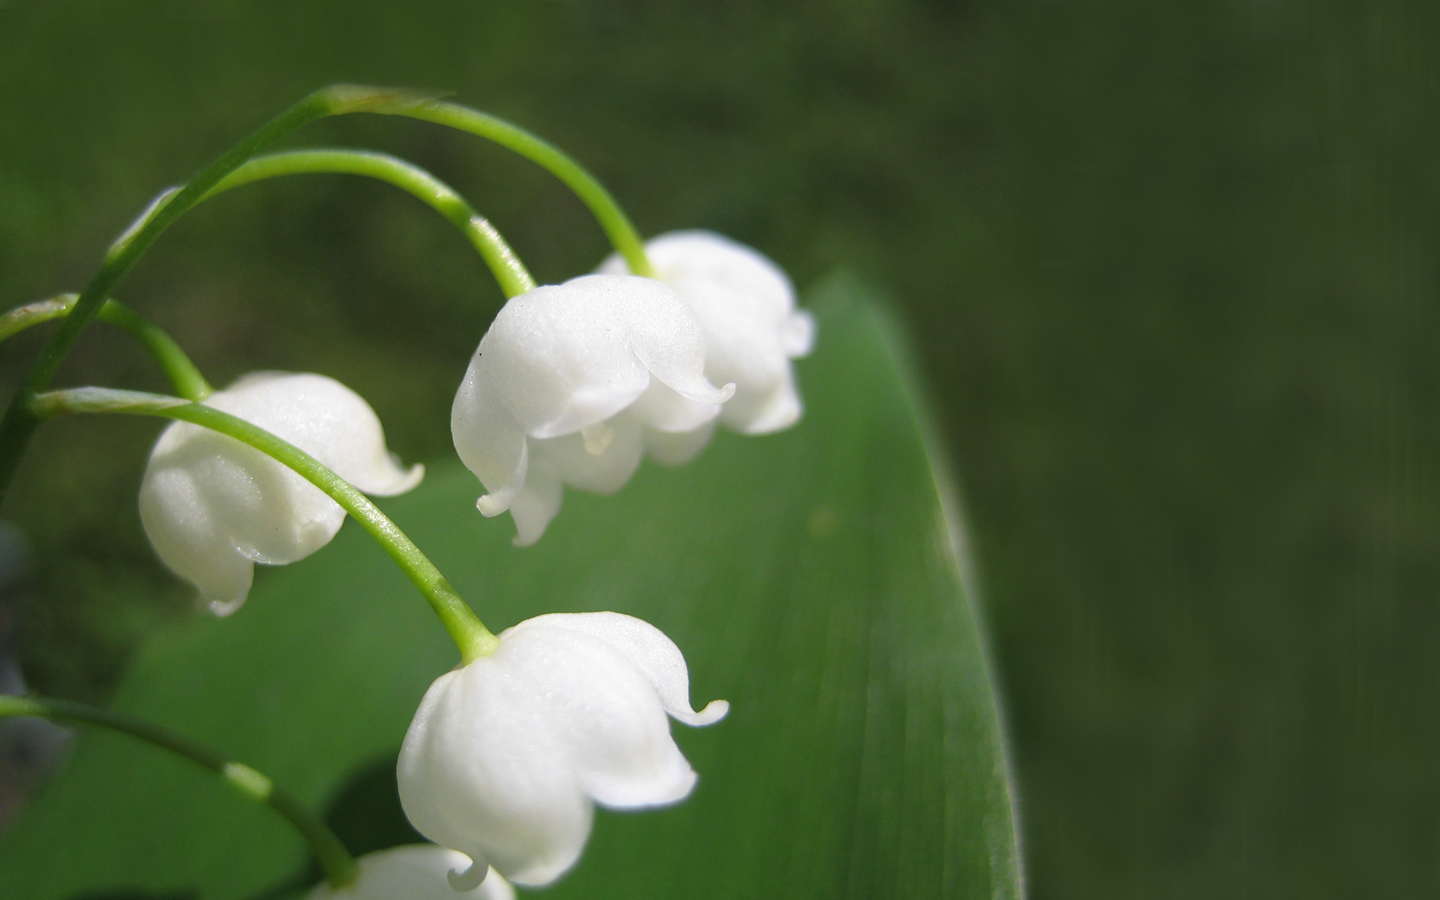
(508, 622), (700, 809)
(505, 457), (562, 548)
(784, 306), (817, 357)
(599, 230), (813, 435)
(454, 368), (531, 517)
(532, 417), (644, 495)
(398, 612), (726, 887)
(624, 379), (723, 434)
(138, 462), (255, 615)
(471, 277), (667, 439)
(139, 372), (420, 614)
(398, 654), (597, 885)
(731, 374), (805, 436)
(211, 372), (423, 495)
(304, 845), (513, 900)
(641, 419), (716, 467)
(523, 612), (730, 727)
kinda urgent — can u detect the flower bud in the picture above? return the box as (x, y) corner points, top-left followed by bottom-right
(598, 230), (815, 435)
(397, 611), (728, 887)
(451, 274), (733, 545)
(140, 372), (422, 615)
(304, 844), (514, 899)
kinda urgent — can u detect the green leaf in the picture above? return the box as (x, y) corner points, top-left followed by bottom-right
(0, 275), (1022, 900)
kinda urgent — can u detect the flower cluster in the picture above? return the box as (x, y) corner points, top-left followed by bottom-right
(0, 82), (837, 898)
(135, 227), (808, 889)
(450, 273), (732, 546)
(455, 231), (814, 544)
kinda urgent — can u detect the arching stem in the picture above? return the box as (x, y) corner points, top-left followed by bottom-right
(0, 295), (212, 400)
(0, 84), (437, 506)
(208, 149), (535, 298)
(401, 101), (656, 277)
(30, 386), (499, 663)
(0, 693), (359, 889)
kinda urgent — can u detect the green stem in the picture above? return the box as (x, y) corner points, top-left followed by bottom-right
(30, 386), (499, 663)
(0, 693), (359, 889)
(0, 296), (75, 343)
(401, 101), (656, 277)
(99, 301), (215, 400)
(0, 84), (436, 506)
(208, 149), (535, 298)
(0, 295), (212, 400)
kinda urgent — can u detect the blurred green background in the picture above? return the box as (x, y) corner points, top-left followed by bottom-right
(0, 1), (1433, 897)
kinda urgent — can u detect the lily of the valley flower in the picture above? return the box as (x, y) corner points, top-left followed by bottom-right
(451, 273), (733, 545)
(598, 229), (815, 435)
(140, 371), (422, 615)
(397, 611), (728, 887)
(305, 845), (514, 899)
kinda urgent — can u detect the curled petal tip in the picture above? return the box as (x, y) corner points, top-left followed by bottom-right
(696, 698), (730, 725)
(669, 378), (733, 406)
(678, 698), (729, 727)
(384, 460), (426, 495)
(304, 845), (514, 900)
(205, 595), (245, 618)
(448, 858), (488, 891)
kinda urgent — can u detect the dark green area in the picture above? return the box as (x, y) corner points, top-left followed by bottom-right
(0, 1), (1433, 896)
(0, 288), (1021, 900)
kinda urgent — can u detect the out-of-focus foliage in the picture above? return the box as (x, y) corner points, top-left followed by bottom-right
(0, 1), (1434, 897)
(0, 284), (1023, 900)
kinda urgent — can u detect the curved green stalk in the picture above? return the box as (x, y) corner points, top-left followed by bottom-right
(0, 295), (212, 400)
(98, 301), (214, 400)
(0, 84), (437, 506)
(0, 148), (536, 396)
(208, 149), (535, 298)
(0, 296), (75, 343)
(401, 101), (656, 277)
(0, 693), (359, 889)
(29, 386), (499, 663)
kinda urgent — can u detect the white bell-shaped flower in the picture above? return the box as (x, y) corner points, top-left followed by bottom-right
(305, 844), (514, 899)
(140, 371), (422, 615)
(397, 611), (728, 887)
(451, 273), (733, 545)
(598, 229), (815, 435)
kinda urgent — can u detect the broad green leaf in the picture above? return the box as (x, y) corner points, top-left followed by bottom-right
(0, 275), (1021, 900)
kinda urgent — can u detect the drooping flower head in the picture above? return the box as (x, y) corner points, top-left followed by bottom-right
(397, 611), (728, 887)
(304, 844), (514, 899)
(140, 372), (422, 615)
(598, 230), (815, 434)
(451, 273), (733, 545)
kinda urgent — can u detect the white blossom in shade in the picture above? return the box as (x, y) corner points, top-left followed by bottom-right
(451, 273), (734, 545)
(139, 372), (422, 615)
(598, 229), (815, 435)
(304, 844), (515, 900)
(397, 611), (729, 887)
